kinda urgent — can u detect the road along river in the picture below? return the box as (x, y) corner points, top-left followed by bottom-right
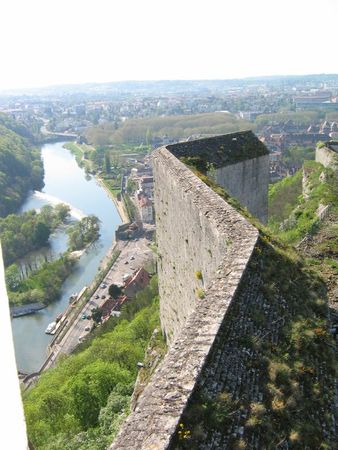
(11, 141), (122, 373)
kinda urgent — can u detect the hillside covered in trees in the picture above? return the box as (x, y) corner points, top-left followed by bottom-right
(23, 277), (163, 450)
(0, 113), (44, 217)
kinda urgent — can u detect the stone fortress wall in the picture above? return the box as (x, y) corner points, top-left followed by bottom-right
(316, 141), (338, 169)
(152, 148), (259, 343)
(212, 155), (269, 224)
(110, 133), (335, 449)
(168, 132), (269, 224)
(110, 133), (266, 449)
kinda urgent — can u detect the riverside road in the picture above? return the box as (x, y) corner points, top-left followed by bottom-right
(43, 236), (154, 369)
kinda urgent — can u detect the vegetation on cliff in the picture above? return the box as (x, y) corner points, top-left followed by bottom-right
(23, 277), (162, 450)
(0, 114), (44, 216)
(269, 161), (338, 244)
(172, 234), (335, 449)
(268, 169), (303, 225)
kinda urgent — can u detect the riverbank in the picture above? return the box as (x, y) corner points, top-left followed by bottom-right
(62, 142), (130, 224)
(11, 141), (123, 373)
(11, 302), (46, 318)
(97, 177), (130, 224)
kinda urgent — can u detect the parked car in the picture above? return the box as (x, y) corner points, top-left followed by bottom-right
(101, 295), (106, 299)
(95, 294), (99, 299)
(85, 326), (90, 331)
(81, 314), (87, 320)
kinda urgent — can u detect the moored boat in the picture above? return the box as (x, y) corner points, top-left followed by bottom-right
(45, 321), (56, 334)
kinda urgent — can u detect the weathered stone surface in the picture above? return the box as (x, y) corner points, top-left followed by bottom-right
(212, 154), (269, 223)
(167, 131), (268, 167)
(153, 146), (258, 343)
(110, 142), (259, 450)
(110, 136), (335, 450)
(316, 144), (338, 170)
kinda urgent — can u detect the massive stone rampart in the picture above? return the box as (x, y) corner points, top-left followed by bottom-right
(110, 145), (259, 449)
(168, 131), (269, 224)
(153, 147), (259, 342)
(212, 155), (269, 224)
(316, 143), (338, 170)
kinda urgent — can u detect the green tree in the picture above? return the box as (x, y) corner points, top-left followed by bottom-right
(104, 152), (111, 174)
(33, 222), (51, 246)
(92, 307), (103, 324)
(126, 178), (137, 195)
(70, 378), (100, 428)
(5, 264), (21, 291)
(146, 128), (152, 148)
(67, 215), (100, 251)
(108, 284), (122, 299)
(54, 204), (71, 222)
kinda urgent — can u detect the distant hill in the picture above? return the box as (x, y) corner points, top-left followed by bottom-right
(3, 74), (338, 97)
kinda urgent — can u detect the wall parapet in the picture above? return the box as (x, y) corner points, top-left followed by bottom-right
(110, 145), (259, 450)
(316, 143), (338, 170)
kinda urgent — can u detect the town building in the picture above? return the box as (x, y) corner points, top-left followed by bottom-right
(124, 268), (150, 298)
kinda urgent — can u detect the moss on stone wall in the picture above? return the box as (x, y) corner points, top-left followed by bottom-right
(169, 131), (269, 169)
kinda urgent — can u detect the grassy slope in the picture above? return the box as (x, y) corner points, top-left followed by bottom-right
(173, 163), (336, 449)
(269, 161), (338, 244)
(174, 234), (335, 449)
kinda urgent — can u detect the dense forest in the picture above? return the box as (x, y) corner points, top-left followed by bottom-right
(23, 277), (163, 450)
(0, 113), (44, 216)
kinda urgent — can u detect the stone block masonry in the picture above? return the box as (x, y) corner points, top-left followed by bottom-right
(152, 146), (259, 343)
(316, 142), (338, 171)
(107, 133), (335, 449)
(110, 136), (260, 449)
(212, 154), (269, 224)
(168, 131), (270, 224)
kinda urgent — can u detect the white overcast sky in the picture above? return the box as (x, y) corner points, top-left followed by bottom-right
(1, 0), (337, 90)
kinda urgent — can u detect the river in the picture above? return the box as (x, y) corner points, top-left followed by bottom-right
(11, 141), (122, 373)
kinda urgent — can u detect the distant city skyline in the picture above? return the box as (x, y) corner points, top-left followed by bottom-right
(1, 0), (338, 91)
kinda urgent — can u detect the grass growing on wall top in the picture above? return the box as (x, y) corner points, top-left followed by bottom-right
(175, 157), (336, 449)
(172, 235), (335, 449)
